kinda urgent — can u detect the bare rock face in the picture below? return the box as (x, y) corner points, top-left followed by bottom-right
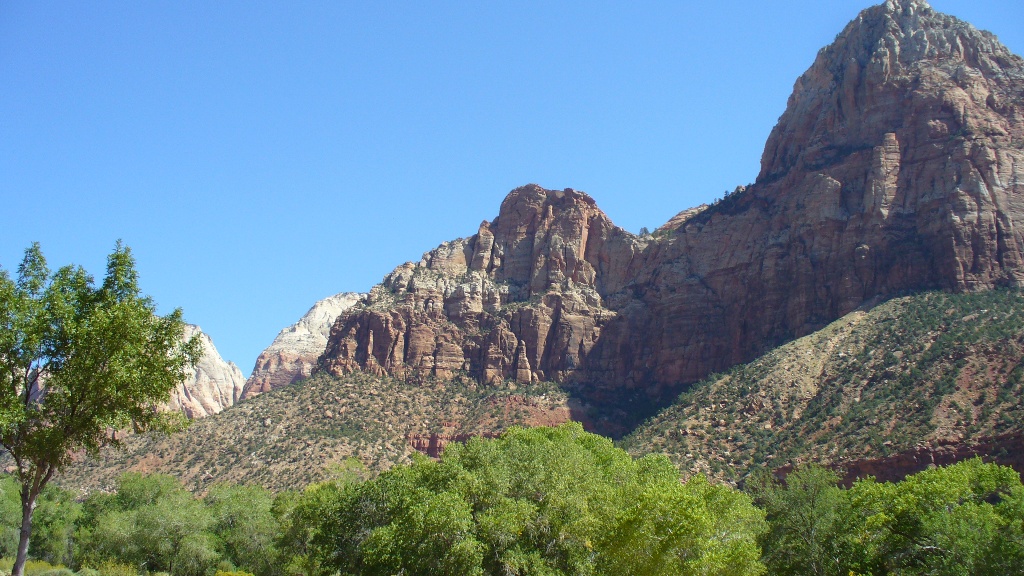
(774, 432), (1024, 486)
(616, 0), (1024, 389)
(166, 325), (246, 419)
(243, 293), (364, 398)
(320, 0), (1024, 426)
(320, 187), (647, 388)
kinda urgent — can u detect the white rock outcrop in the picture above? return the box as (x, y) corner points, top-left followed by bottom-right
(167, 325), (246, 418)
(242, 292), (364, 398)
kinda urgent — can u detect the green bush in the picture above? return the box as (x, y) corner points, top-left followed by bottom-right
(92, 563), (136, 576)
(0, 558), (70, 576)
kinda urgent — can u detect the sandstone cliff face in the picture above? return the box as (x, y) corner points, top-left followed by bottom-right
(319, 187), (647, 389)
(320, 0), (1024, 420)
(831, 432), (1024, 485)
(166, 325), (246, 419)
(243, 292), (363, 398)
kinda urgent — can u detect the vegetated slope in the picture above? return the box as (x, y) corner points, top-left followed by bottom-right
(622, 289), (1024, 483)
(59, 373), (571, 493)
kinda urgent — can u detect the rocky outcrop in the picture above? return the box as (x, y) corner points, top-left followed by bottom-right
(166, 325), (246, 418)
(774, 432), (1024, 486)
(320, 187), (647, 388)
(243, 293), (363, 398)
(836, 432), (1024, 485)
(320, 0), (1024, 425)
(407, 431), (502, 458)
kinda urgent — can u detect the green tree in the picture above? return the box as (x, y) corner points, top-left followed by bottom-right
(0, 475), (21, 557)
(847, 458), (1024, 575)
(276, 462), (371, 576)
(27, 483), (82, 567)
(306, 423), (766, 575)
(206, 483), (280, 576)
(0, 242), (200, 576)
(748, 465), (850, 576)
(753, 459), (1024, 576)
(81, 473), (221, 576)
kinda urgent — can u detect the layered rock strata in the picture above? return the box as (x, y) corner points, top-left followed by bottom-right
(774, 432), (1024, 486)
(243, 292), (363, 398)
(166, 325), (246, 418)
(320, 187), (647, 388)
(321, 0), (1024, 414)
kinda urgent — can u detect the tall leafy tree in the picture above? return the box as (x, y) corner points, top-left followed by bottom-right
(747, 465), (851, 576)
(80, 473), (220, 576)
(0, 242), (200, 576)
(206, 483), (281, 576)
(847, 458), (1024, 575)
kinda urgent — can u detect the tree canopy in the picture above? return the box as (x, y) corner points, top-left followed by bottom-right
(298, 422), (767, 576)
(751, 458), (1024, 576)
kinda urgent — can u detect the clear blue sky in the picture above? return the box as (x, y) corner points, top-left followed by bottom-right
(2, 1), (1022, 370)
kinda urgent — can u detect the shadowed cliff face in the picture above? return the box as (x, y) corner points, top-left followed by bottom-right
(319, 0), (1024, 433)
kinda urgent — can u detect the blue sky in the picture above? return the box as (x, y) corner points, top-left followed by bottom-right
(2, 0), (1022, 370)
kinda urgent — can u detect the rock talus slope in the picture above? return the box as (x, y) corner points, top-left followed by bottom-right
(166, 325), (246, 418)
(318, 0), (1024, 425)
(243, 292), (364, 398)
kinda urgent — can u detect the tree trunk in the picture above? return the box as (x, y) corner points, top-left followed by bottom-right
(12, 484), (38, 576)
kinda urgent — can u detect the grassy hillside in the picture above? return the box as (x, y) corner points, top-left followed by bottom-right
(622, 289), (1024, 482)
(59, 372), (571, 493)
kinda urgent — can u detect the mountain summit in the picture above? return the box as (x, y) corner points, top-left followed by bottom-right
(762, 0), (1023, 184)
(309, 1), (1024, 432)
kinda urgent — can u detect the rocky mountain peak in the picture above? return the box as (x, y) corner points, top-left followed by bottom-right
(242, 292), (364, 398)
(881, 0), (930, 15)
(759, 0), (1024, 183)
(310, 2), (1024, 433)
(166, 325), (246, 418)
(476, 184), (635, 296)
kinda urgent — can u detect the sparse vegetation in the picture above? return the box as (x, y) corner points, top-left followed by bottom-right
(58, 372), (572, 494)
(623, 289), (1024, 483)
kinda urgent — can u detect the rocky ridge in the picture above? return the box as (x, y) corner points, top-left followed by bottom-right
(320, 188), (646, 394)
(165, 325), (246, 419)
(243, 292), (364, 398)
(318, 0), (1024, 431)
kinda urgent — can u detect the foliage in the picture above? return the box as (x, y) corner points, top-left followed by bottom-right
(204, 484), (279, 576)
(0, 477), (81, 568)
(302, 423), (767, 575)
(3, 449), (1021, 576)
(752, 459), (1024, 576)
(748, 465), (850, 576)
(79, 473), (219, 576)
(0, 242), (200, 576)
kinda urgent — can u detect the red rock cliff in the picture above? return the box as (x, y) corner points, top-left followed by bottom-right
(319, 0), (1024, 419)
